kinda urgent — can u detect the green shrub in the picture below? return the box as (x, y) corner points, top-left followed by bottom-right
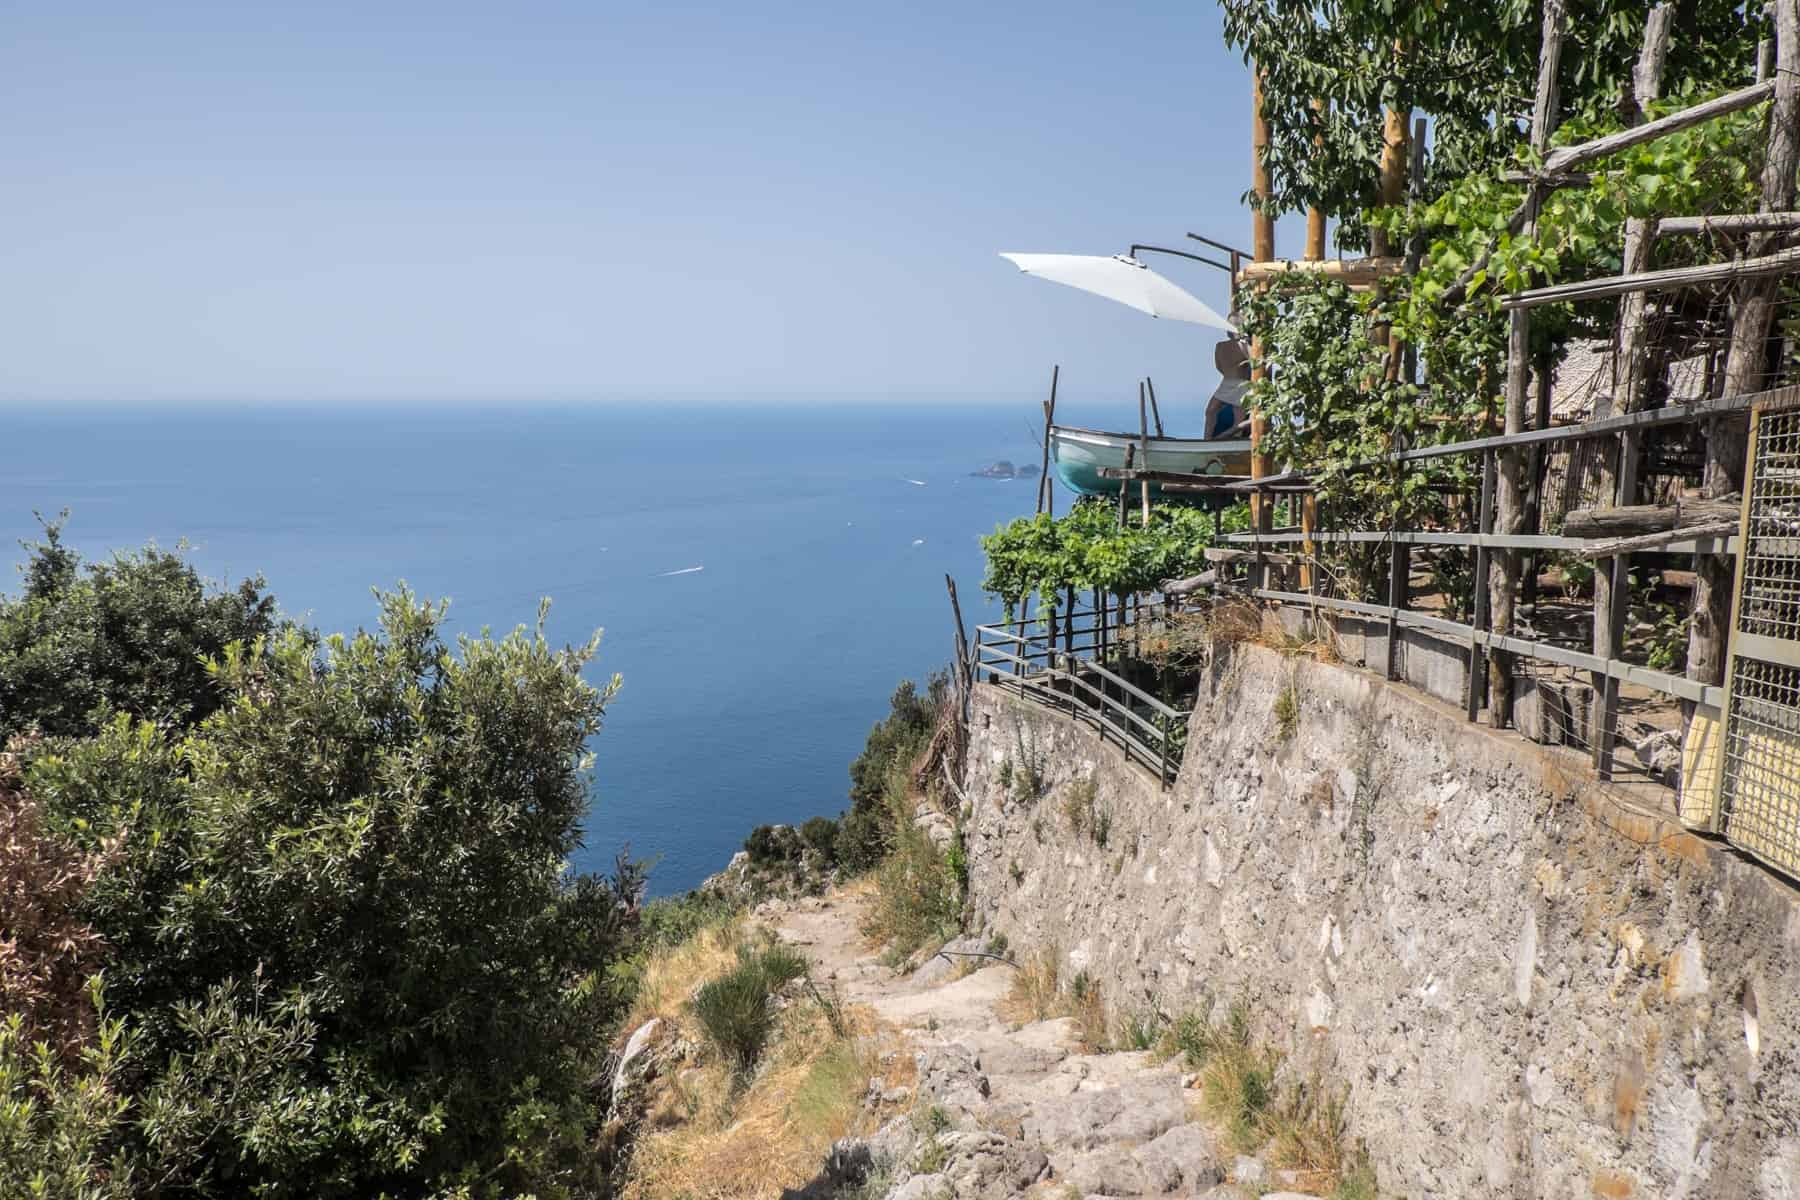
(745, 823), (802, 864)
(28, 587), (643, 1199)
(0, 514), (282, 740)
(799, 815), (840, 861)
(0, 985), (136, 1200)
(836, 674), (949, 871)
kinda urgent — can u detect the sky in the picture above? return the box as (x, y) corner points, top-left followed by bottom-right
(0, 1), (1257, 408)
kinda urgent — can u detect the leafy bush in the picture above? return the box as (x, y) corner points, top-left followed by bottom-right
(798, 815), (839, 860)
(0, 739), (119, 1059)
(744, 823), (802, 864)
(835, 674), (948, 873)
(0, 515), (281, 740)
(25, 587), (643, 1199)
(0, 988), (136, 1200)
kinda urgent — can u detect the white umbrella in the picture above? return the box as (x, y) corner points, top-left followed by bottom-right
(999, 252), (1235, 333)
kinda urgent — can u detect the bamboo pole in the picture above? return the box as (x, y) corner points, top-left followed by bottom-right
(1690, 0), (1800, 695)
(1117, 443), (1135, 527)
(1145, 377), (1165, 437)
(1490, 0), (1565, 727)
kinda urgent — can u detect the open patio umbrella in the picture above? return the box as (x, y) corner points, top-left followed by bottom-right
(998, 252), (1235, 333)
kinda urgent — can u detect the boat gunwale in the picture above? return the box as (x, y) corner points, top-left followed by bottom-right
(1050, 424), (1252, 453)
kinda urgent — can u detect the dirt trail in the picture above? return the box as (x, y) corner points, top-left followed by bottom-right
(771, 891), (1287, 1200)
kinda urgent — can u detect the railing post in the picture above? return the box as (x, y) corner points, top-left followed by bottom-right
(1386, 536), (1409, 682)
(1158, 713), (1171, 789)
(1467, 449), (1497, 721)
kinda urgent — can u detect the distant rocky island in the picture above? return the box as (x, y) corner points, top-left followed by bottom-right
(971, 459), (1040, 479)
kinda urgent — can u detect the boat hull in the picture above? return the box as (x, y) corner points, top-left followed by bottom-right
(1049, 426), (1252, 497)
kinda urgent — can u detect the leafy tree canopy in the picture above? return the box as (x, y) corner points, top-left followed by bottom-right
(18, 584), (642, 1199)
(0, 514), (281, 740)
(1223, 0), (1769, 241)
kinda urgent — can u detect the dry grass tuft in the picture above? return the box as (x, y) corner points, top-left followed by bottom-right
(622, 999), (911, 1200)
(997, 945), (1063, 1026)
(623, 914), (748, 1031)
(996, 946), (1112, 1052)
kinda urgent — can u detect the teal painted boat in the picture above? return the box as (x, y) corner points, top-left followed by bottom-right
(1049, 424), (1252, 497)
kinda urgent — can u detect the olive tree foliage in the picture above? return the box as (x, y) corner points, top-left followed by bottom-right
(24, 589), (643, 1199)
(0, 514), (281, 740)
(1221, 0), (1769, 242)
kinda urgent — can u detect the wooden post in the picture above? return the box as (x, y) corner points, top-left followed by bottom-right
(1489, 0), (1566, 729)
(1138, 385), (1152, 525)
(1306, 98), (1328, 260)
(1522, 352), (1554, 615)
(945, 574), (972, 706)
(1039, 365), (1059, 516)
(1249, 65), (1276, 590)
(1592, 4), (1671, 744)
(1468, 449), (1498, 722)
(1145, 377), (1165, 437)
(1368, 92), (1411, 258)
(1117, 443), (1135, 527)
(1690, 0), (1799, 693)
(1386, 537), (1408, 681)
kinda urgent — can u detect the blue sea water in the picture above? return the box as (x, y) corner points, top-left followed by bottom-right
(0, 401), (1040, 894)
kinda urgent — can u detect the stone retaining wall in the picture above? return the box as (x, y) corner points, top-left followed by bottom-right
(962, 644), (1800, 1199)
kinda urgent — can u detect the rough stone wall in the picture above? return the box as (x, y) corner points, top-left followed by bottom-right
(962, 645), (1800, 1200)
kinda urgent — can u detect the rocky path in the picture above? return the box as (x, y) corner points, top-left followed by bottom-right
(773, 892), (1306, 1200)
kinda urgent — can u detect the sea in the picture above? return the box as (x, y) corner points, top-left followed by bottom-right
(0, 400), (1047, 894)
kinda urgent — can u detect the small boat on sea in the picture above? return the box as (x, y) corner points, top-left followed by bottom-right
(1049, 424), (1252, 497)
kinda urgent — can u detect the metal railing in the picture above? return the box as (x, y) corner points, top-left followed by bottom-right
(973, 603), (1190, 788)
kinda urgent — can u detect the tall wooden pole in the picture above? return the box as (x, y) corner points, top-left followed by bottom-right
(1689, 0), (1800, 692)
(1489, 0), (1565, 727)
(1305, 99), (1328, 261)
(1592, 4), (1672, 752)
(1250, 66), (1277, 585)
(1038, 364), (1059, 516)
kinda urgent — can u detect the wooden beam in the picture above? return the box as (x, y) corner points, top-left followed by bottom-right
(1235, 256), (1405, 288)
(1538, 78), (1775, 175)
(1654, 211), (1800, 235)
(1501, 244), (1800, 309)
(1563, 496), (1740, 539)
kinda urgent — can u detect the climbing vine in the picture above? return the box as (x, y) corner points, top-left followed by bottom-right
(980, 500), (1247, 617)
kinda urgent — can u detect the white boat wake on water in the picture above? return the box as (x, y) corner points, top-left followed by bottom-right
(903, 478), (927, 486)
(911, 538), (925, 546)
(656, 565), (705, 577)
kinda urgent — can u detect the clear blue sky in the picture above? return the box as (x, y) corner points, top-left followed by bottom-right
(0, 1), (1255, 407)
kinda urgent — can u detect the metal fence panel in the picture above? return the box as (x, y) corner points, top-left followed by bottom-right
(1714, 406), (1800, 876)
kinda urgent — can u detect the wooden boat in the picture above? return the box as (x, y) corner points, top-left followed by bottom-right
(1049, 424), (1252, 497)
